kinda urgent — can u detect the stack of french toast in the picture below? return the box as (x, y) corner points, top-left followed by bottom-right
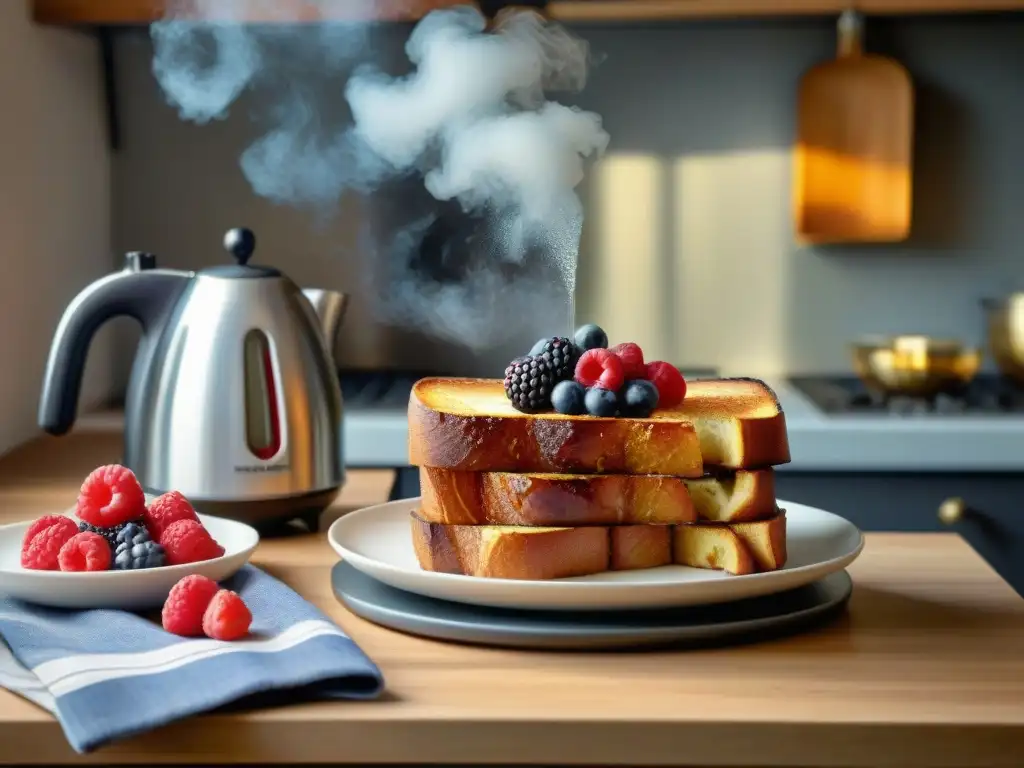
(407, 325), (791, 580)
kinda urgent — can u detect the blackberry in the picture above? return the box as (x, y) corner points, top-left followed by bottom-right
(112, 522), (166, 570)
(530, 337), (579, 383)
(78, 519), (140, 551)
(503, 355), (557, 413)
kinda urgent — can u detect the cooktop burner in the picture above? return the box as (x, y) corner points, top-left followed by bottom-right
(787, 374), (1024, 415)
(339, 370), (431, 410)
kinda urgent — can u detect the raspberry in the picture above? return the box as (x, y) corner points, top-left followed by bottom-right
(609, 342), (646, 380)
(20, 517), (79, 570)
(75, 464), (146, 528)
(202, 589), (252, 641)
(646, 361), (687, 408)
(145, 491), (200, 542)
(162, 574), (220, 637)
(160, 519), (225, 566)
(22, 514), (74, 547)
(574, 348), (625, 391)
(57, 532), (111, 572)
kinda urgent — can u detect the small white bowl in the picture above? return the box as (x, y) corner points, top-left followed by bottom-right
(0, 513), (259, 610)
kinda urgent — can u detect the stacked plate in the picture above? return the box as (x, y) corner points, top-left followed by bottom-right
(327, 498), (864, 650)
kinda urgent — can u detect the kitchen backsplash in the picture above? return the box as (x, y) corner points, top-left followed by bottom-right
(108, 13), (1024, 385)
(0, 2), (112, 456)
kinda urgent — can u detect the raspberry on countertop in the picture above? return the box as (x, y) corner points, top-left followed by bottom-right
(162, 574), (220, 637)
(202, 589), (252, 641)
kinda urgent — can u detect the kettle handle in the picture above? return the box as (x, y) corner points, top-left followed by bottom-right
(38, 262), (191, 436)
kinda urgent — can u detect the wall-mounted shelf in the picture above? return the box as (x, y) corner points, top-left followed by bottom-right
(32, 0), (1024, 26)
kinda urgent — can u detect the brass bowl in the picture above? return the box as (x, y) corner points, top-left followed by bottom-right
(983, 295), (1024, 386)
(850, 335), (981, 398)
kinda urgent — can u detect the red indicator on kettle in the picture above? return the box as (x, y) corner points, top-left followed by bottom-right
(243, 329), (281, 461)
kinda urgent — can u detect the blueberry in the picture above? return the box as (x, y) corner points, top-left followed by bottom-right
(574, 324), (608, 352)
(112, 522), (166, 570)
(529, 338), (548, 356)
(621, 379), (660, 417)
(584, 386), (618, 417)
(115, 522), (144, 545)
(551, 380), (586, 415)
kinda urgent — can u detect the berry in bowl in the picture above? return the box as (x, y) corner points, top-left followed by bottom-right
(0, 464), (259, 610)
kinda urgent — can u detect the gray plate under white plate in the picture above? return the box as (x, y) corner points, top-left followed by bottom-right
(331, 562), (853, 650)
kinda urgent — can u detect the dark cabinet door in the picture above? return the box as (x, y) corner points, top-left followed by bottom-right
(776, 472), (1024, 596)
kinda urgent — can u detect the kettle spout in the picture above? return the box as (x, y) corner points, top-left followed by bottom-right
(302, 289), (348, 358)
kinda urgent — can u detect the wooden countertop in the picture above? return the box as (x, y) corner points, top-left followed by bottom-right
(1, 425), (1024, 766)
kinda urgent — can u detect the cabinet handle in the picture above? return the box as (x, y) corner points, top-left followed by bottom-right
(938, 497), (968, 525)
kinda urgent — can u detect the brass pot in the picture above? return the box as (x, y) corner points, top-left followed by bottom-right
(850, 335), (981, 398)
(982, 295), (1024, 386)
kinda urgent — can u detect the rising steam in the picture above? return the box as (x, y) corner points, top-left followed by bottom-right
(150, 0), (608, 348)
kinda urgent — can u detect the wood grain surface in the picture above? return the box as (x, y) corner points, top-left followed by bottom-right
(1, 424), (1023, 765)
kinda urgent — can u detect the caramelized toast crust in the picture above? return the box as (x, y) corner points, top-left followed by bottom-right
(419, 467), (776, 526)
(410, 511), (787, 579)
(420, 466), (696, 526)
(408, 377), (789, 474)
(409, 378), (703, 476)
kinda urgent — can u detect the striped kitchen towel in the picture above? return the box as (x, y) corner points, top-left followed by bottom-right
(0, 565), (384, 753)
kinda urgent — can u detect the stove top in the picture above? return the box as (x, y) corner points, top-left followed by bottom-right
(787, 374), (1024, 416)
(339, 367), (719, 412)
(339, 370), (429, 411)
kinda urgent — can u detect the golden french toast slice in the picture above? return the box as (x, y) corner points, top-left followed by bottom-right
(409, 378), (703, 477)
(612, 525), (672, 570)
(411, 514), (612, 580)
(419, 466), (697, 526)
(673, 512), (788, 574)
(419, 467), (777, 526)
(732, 509), (788, 570)
(408, 377), (789, 474)
(683, 469), (777, 522)
(681, 378), (791, 468)
(410, 512), (786, 579)
(673, 526), (757, 575)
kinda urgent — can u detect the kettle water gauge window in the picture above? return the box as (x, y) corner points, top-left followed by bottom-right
(243, 329), (281, 461)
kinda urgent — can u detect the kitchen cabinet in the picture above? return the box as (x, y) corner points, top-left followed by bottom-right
(391, 467), (1024, 596)
(32, 0), (1024, 26)
(776, 473), (1024, 596)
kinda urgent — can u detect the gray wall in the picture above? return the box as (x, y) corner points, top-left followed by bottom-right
(108, 13), (1024, 386)
(0, 0), (112, 455)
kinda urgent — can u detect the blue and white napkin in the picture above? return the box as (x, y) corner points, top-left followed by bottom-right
(0, 565), (384, 753)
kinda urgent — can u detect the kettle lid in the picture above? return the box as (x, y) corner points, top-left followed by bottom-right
(198, 228), (282, 279)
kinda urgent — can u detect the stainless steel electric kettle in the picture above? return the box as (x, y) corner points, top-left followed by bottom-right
(38, 227), (347, 527)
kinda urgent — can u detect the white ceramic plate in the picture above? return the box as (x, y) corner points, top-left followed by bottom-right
(0, 514), (260, 609)
(327, 498), (864, 611)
